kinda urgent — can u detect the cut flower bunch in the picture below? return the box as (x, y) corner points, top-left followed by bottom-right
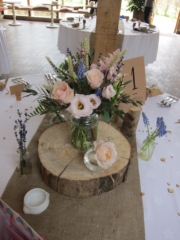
(23, 38), (141, 150)
(139, 112), (167, 161)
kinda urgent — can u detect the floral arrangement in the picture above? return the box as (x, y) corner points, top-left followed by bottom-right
(23, 38), (141, 150)
(139, 112), (167, 161)
(14, 110), (31, 175)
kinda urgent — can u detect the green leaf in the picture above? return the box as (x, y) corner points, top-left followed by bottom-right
(100, 110), (112, 122)
(98, 100), (112, 110)
(117, 110), (125, 120)
(123, 80), (132, 86)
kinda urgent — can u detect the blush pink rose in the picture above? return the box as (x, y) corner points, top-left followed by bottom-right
(68, 94), (93, 119)
(94, 141), (117, 169)
(90, 63), (99, 70)
(52, 81), (74, 104)
(85, 69), (104, 89)
(88, 94), (101, 109)
(102, 85), (116, 99)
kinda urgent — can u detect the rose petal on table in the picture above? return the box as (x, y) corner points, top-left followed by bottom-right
(176, 184), (179, 187)
(178, 213), (180, 216)
(168, 188), (174, 193)
(140, 192), (145, 196)
(161, 158), (165, 162)
(167, 182), (171, 185)
(167, 130), (172, 133)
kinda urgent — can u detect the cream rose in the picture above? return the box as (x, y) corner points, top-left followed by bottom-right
(85, 69), (104, 89)
(52, 81), (74, 104)
(94, 141), (117, 169)
(102, 84), (116, 99)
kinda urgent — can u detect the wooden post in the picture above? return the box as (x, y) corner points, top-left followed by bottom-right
(0, 0), (3, 3)
(174, 10), (180, 33)
(94, 0), (122, 64)
(150, 0), (158, 24)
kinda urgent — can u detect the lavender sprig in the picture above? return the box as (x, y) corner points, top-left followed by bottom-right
(14, 110), (28, 151)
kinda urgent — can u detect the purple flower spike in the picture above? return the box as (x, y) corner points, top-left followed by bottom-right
(142, 112), (150, 126)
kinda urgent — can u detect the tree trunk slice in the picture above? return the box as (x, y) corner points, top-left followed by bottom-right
(38, 121), (132, 198)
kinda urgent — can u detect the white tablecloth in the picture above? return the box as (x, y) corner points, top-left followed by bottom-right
(0, 24), (12, 76)
(57, 18), (159, 65)
(0, 74), (180, 240)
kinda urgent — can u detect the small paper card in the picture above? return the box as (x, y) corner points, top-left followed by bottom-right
(121, 56), (146, 113)
(9, 84), (24, 95)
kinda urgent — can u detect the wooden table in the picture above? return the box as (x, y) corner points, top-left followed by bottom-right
(3, 1), (22, 26)
(42, 3), (60, 28)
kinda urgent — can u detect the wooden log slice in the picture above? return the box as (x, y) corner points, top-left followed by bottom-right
(38, 121), (132, 198)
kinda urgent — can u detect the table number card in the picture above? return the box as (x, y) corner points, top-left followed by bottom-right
(9, 84), (24, 101)
(121, 56), (146, 113)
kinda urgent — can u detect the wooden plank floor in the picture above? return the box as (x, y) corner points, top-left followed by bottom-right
(0, 19), (180, 98)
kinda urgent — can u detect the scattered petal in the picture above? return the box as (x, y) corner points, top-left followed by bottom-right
(167, 130), (172, 133)
(161, 158), (165, 162)
(168, 188), (174, 193)
(176, 184), (179, 187)
(141, 192), (145, 196)
(171, 156), (173, 158)
(167, 183), (171, 185)
(25, 109), (28, 111)
(10, 105), (12, 108)
(178, 213), (180, 216)
(3, 137), (5, 139)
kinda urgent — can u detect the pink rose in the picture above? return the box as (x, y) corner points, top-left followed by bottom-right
(85, 69), (104, 89)
(88, 94), (101, 109)
(52, 81), (74, 104)
(90, 63), (99, 70)
(68, 94), (93, 119)
(94, 141), (117, 169)
(82, 52), (86, 55)
(107, 66), (117, 81)
(102, 85), (116, 99)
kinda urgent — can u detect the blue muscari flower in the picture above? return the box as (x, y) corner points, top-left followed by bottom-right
(95, 88), (102, 97)
(142, 112), (150, 126)
(77, 60), (85, 79)
(157, 121), (167, 137)
(156, 117), (163, 127)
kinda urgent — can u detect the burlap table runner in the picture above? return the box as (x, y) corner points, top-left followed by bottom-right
(90, 20), (125, 55)
(1, 113), (145, 240)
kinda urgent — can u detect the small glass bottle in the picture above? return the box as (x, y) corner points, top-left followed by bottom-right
(49, 112), (67, 126)
(139, 137), (156, 161)
(16, 148), (32, 175)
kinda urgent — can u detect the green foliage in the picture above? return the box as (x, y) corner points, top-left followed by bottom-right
(126, 0), (145, 12)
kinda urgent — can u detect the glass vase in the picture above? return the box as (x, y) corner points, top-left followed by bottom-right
(71, 114), (98, 151)
(84, 148), (103, 172)
(49, 112), (67, 126)
(139, 137), (156, 161)
(16, 148), (32, 175)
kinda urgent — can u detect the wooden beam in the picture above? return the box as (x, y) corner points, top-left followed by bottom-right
(94, 0), (122, 64)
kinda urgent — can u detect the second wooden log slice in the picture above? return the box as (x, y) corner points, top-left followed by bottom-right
(38, 121), (132, 197)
